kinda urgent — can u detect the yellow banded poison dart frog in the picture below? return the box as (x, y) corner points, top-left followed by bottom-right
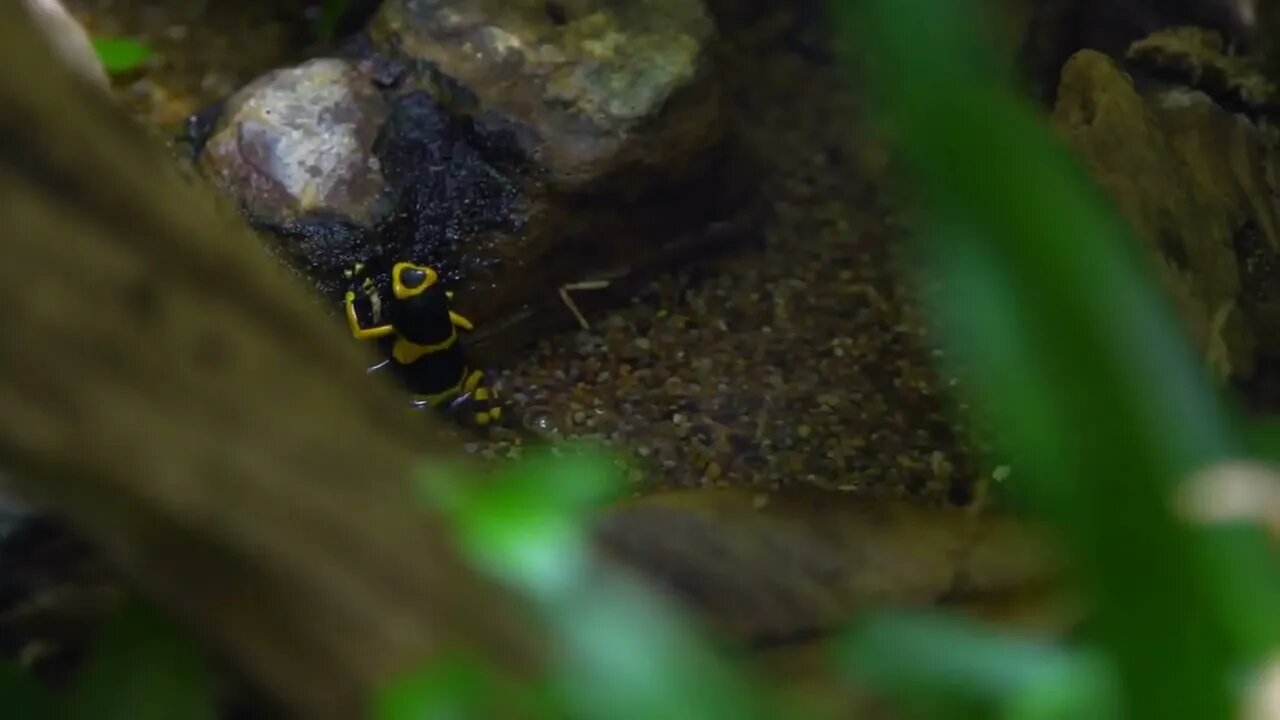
(343, 261), (502, 427)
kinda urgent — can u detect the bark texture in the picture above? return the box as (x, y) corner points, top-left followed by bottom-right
(0, 8), (539, 718)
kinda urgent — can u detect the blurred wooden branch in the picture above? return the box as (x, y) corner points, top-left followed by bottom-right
(594, 489), (1069, 644)
(0, 7), (540, 718)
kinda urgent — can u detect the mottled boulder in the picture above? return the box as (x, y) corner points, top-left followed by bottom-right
(196, 0), (733, 357)
(1051, 42), (1280, 380)
(362, 0), (730, 333)
(368, 0), (720, 190)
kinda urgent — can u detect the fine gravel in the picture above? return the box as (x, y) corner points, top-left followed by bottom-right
(476, 18), (977, 500)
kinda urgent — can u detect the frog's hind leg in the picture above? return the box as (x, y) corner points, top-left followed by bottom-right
(455, 369), (503, 427)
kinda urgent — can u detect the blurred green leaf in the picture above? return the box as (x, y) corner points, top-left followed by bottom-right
(0, 661), (56, 720)
(415, 449), (624, 602)
(411, 449), (777, 720)
(91, 37), (152, 74)
(835, 0), (1280, 716)
(375, 653), (525, 720)
(64, 601), (217, 720)
(839, 611), (1118, 720)
(1242, 417), (1280, 464)
(548, 572), (770, 720)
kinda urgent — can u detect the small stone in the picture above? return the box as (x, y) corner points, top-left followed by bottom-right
(200, 58), (390, 228)
(523, 406), (559, 435)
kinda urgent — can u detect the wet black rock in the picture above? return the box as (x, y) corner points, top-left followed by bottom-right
(370, 91), (523, 286)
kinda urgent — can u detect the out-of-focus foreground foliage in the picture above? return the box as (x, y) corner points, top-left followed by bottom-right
(12, 0), (1280, 718)
(89, 37), (151, 74)
(836, 0), (1280, 717)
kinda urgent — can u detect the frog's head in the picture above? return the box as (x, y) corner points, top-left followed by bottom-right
(392, 261), (439, 299)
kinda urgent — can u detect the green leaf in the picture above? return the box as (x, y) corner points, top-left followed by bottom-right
(1242, 417), (1280, 464)
(838, 611), (1118, 720)
(415, 448), (624, 602)
(548, 572), (771, 720)
(375, 654), (508, 720)
(64, 601), (218, 720)
(835, 0), (1280, 716)
(411, 450), (778, 720)
(90, 37), (152, 74)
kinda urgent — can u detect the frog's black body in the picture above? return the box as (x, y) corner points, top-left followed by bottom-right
(391, 286), (453, 346)
(344, 261), (502, 426)
(387, 284), (471, 399)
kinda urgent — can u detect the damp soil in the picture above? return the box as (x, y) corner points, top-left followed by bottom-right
(478, 40), (974, 502)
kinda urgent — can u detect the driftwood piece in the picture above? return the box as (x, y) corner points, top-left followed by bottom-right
(0, 8), (540, 718)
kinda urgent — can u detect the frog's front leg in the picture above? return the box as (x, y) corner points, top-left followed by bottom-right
(344, 291), (395, 341)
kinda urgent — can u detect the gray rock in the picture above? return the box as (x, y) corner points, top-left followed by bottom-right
(369, 0), (722, 190)
(194, 0), (741, 367)
(200, 58), (391, 229)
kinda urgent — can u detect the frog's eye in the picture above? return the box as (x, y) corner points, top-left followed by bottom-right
(398, 267), (428, 289)
(392, 262), (438, 298)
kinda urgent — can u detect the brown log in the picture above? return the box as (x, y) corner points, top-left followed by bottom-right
(593, 489), (1067, 645)
(0, 7), (540, 718)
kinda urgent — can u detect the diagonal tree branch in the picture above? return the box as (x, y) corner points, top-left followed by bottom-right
(0, 7), (541, 717)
